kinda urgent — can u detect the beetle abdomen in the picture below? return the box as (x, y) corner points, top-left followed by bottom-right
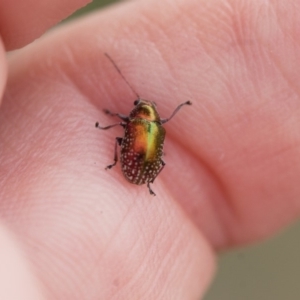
(121, 119), (165, 185)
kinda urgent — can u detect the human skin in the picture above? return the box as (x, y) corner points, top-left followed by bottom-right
(1, 0), (300, 299)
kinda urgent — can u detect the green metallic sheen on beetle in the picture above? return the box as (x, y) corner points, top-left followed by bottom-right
(121, 100), (165, 186)
(96, 99), (191, 196)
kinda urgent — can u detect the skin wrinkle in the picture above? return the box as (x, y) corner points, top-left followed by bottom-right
(16, 166), (129, 298)
(108, 217), (167, 297)
(118, 15), (180, 100)
(25, 202), (103, 298)
(268, 1), (294, 42)
(147, 236), (187, 299)
(257, 138), (300, 175)
(230, 6), (259, 92)
(60, 41), (134, 111)
(97, 236), (141, 296)
(255, 4), (300, 98)
(265, 47), (300, 99)
(184, 10), (254, 114)
(110, 248), (154, 298)
(22, 235), (76, 298)
(65, 222), (113, 292)
(111, 215), (190, 299)
(228, 46), (263, 110)
(172, 244), (205, 300)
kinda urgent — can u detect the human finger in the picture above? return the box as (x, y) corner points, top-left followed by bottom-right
(0, 0), (91, 50)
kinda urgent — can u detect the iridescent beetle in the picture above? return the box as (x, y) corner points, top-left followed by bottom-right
(96, 54), (191, 196)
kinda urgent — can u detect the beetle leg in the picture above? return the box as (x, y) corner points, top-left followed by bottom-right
(152, 159), (166, 183)
(147, 182), (156, 196)
(103, 109), (129, 122)
(161, 101), (192, 124)
(95, 122), (126, 129)
(147, 159), (166, 196)
(106, 137), (123, 170)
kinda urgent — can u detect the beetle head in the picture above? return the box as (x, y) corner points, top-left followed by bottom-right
(130, 99), (160, 121)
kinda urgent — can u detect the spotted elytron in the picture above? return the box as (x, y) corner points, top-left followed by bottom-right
(95, 54), (192, 196)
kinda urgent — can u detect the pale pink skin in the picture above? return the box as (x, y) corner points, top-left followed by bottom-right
(1, 0), (300, 299)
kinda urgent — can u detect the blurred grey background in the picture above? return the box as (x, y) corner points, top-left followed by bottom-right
(68, 1), (300, 299)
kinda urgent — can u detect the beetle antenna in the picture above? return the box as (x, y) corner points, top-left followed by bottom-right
(161, 101), (192, 124)
(105, 53), (140, 100)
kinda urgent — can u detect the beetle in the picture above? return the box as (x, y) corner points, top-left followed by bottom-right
(95, 54), (192, 196)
